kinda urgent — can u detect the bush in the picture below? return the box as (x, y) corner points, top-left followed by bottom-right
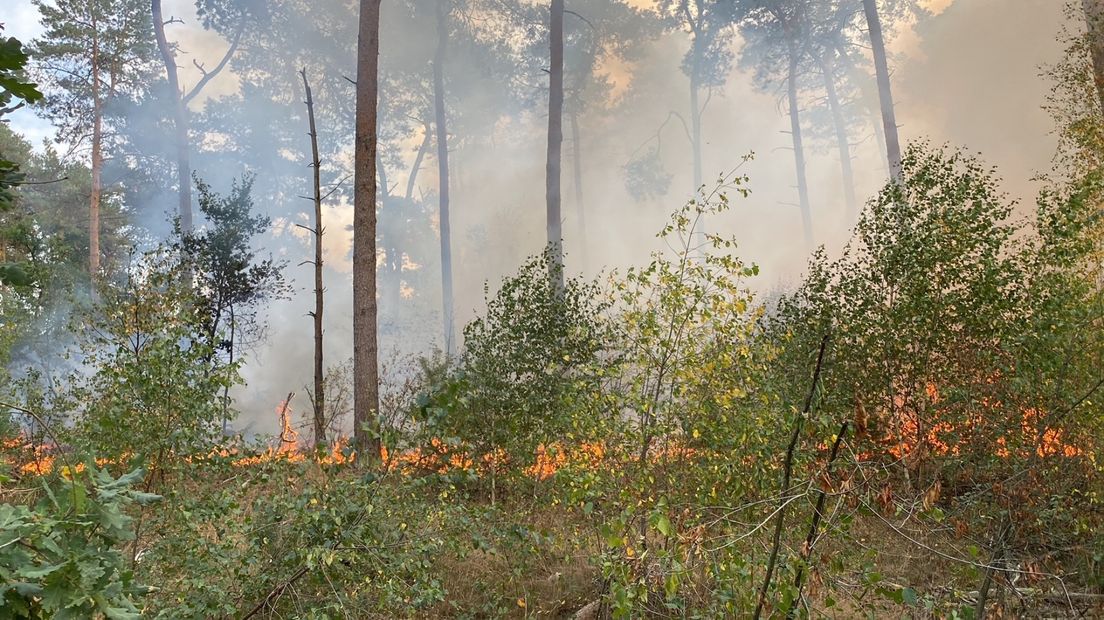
(0, 466), (159, 618)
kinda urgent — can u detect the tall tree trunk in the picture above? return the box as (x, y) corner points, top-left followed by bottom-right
(89, 31), (103, 276)
(378, 144), (401, 317)
(682, 3), (705, 251)
(787, 43), (813, 248)
(353, 0), (382, 459)
(689, 62), (703, 191)
(434, 1), (456, 356)
(300, 68), (326, 447)
(835, 42), (889, 177)
(819, 54), (858, 222)
(406, 120), (431, 201)
(681, 3), (704, 192)
(546, 0), (565, 290)
(151, 0), (192, 233)
(1085, 0), (1104, 115)
(569, 107), (587, 271)
(862, 0), (902, 181)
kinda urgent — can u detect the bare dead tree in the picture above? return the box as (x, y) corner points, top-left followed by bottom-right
(788, 420), (850, 618)
(300, 67), (326, 447)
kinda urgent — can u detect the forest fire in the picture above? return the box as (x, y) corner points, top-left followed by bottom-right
(866, 385), (1084, 462)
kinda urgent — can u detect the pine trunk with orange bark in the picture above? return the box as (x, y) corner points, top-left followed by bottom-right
(353, 0), (382, 459)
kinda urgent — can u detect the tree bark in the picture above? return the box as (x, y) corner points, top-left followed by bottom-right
(1085, 0), (1104, 116)
(353, 0), (382, 459)
(787, 41), (813, 248)
(434, 1), (456, 356)
(819, 54), (858, 222)
(862, 0), (902, 181)
(300, 68), (326, 447)
(546, 0), (565, 291)
(151, 0), (192, 233)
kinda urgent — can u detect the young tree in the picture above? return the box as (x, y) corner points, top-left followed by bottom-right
(180, 176), (286, 431)
(546, 0), (565, 290)
(353, 0), (382, 457)
(32, 0), (155, 276)
(150, 0), (246, 233)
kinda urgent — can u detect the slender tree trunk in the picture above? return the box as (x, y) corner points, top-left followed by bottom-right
(835, 43), (889, 177)
(787, 43), (813, 248)
(753, 336), (829, 620)
(862, 0), (902, 181)
(151, 0), (192, 232)
(686, 22), (706, 251)
(378, 144), (401, 316)
(406, 121), (432, 201)
(434, 1), (456, 356)
(1085, 0), (1104, 115)
(682, 3), (704, 192)
(546, 0), (565, 290)
(819, 55), (858, 222)
(353, 0), (382, 459)
(89, 32), (103, 276)
(569, 107), (587, 271)
(301, 68), (326, 447)
(689, 66), (703, 191)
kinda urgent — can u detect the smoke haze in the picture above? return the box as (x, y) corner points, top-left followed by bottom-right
(0, 0), (1072, 435)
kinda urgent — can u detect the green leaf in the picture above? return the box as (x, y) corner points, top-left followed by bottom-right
(901, 587), (919, 606)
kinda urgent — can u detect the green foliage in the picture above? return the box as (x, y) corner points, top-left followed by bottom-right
(180, 174), (287, 369)
(769, 142), (1104, 610)
(31, 0), (157, 146)
(0, 26), (44, 274)
(138, 461), (473, 617)
(0, 466), (159, 618)
(56, 248), (236, 462)
(0, 32), (44, 114)
(415, 249), (610, 492)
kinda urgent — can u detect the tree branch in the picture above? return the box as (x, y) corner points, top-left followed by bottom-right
(182, 18), (246, 105)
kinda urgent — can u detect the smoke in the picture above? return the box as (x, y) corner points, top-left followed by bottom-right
(1, 0), (1073, 435)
